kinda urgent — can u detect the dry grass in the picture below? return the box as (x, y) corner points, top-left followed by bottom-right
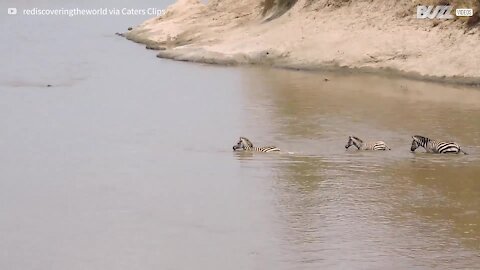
(303, 0), (352, 8)
(262, 0), (298, 20)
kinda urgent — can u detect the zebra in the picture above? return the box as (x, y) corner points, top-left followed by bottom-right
(410, 135), (468, 154)
(345, 136), (391, 151)
(232, 137), (280, 153)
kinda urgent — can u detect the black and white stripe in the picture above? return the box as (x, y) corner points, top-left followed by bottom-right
(232, 137), (280, 153)
(345, 136), (391, 151)
(411, 135), (468, 154)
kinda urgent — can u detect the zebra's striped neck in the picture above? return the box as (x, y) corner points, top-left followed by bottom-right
(351, 137), (364, 149)
(414, 135), (432, 147)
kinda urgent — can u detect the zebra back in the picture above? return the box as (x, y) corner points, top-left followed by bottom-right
(431, 141), (462, 154)
(253, 146), (281, 153)
(234, 137), (280, 152)
(348, 136), (390, 151)
(361, 141), (390, 151)
(412, 135), (466, 154)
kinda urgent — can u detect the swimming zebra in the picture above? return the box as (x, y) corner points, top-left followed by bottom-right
(410, 135), (468, 154)
(232, 137), (280, 152)
(345, 136), (391, 151)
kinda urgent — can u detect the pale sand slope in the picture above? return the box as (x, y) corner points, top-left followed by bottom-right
(125, 0), (480, 84)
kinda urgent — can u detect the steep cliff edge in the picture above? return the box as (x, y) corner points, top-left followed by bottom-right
(124, 0), (480, 84)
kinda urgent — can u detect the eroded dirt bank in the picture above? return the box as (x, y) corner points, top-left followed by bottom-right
(124, 0), (480, 84)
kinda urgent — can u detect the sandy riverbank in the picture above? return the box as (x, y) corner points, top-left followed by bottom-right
(123, 0), (480, 84)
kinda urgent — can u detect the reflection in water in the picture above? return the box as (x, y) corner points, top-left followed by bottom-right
(235, 67), (480, 268)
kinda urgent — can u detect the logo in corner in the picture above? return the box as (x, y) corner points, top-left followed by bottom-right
(416, 5), (454, 19)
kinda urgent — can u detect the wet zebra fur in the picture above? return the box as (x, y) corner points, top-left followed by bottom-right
(411, 135), (468, 154)
(345, 136), (391, 151)
(232, 137), (280, 153)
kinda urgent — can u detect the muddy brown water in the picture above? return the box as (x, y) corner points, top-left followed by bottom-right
(1, 1), (480, 269)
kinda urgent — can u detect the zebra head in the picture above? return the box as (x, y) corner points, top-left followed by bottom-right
(345, 136), (362, 149)
(233, 137), (253, 151)
(411, 135), (428, 152)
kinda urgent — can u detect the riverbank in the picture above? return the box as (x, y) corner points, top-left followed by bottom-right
(124, 0), (480, 85)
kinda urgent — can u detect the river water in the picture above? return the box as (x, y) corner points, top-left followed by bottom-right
(1, 1), (479, 269)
